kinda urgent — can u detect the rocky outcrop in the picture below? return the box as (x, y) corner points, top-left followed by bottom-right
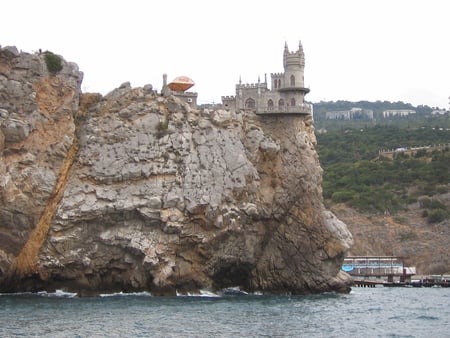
(0, 46), (82, 277)
(0, 46), (353, 295)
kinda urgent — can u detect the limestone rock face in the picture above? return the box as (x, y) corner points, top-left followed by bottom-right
(0, 46), (82, 261)
(0, 46), (353, 295)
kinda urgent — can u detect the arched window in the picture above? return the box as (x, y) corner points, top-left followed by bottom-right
(273, 80), (277, 89)
(245, 98), (256, 109)
(278, 79), (281, 88)
(278, 99), (284, 107)
(267, 99), (274, 110)
(291, 98), (296, 107)
(290, 75), (295, 86)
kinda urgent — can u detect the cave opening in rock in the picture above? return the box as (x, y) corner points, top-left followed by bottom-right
(212, 262), (253, 290)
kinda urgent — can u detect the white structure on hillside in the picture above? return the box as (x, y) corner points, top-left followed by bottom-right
(382, 109), (416, 118)
(431, 109), (448, 115)
(326, 107), (373, 120)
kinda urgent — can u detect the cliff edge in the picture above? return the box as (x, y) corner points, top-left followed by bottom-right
(0, 46), (353, 295)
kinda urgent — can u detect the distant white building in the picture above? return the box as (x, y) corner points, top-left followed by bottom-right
(382, 109), (416, 118)
(431, 109), (448, 115)
(326, 107), (373, 120)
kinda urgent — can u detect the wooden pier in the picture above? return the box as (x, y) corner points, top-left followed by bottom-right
(353, 280), (384, 288)
(352, 278), (450, 288)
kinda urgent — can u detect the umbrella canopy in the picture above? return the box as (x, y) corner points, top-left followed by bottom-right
(168, 76), (195, 92)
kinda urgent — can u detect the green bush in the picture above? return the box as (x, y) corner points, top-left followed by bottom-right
(419, 197), (446, 210)
(331, 190), (354, 203)
(44, 51), (63, 73)
(394, 216), (407, 224)
(399, 231), (418, 242)
(157, 120), (169, 131)
(156, 119), (169, 138)
(427, 208), (449, 224)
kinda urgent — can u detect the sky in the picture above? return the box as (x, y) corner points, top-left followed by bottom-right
(2, 0), (449, 108)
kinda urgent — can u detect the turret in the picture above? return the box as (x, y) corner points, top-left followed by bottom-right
(282, 42), (305, 89)
(283, 41), (289, 68)
(277, 41), (310, 113)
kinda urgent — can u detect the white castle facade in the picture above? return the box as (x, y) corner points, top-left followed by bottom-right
(222, 42), (312, 115)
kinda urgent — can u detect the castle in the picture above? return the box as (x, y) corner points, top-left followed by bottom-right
(222, 42), (312, 116)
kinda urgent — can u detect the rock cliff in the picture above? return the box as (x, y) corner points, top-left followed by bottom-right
(0, 46), (353, 295)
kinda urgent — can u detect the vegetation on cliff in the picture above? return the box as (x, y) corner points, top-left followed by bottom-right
(44, 51), (63, 74)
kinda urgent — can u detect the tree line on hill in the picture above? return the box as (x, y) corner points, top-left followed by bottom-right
(312, 100), (435, 118)
(311, 100), (449, 131)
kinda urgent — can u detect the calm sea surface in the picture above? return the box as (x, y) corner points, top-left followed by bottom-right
(1, 287), (449, 337)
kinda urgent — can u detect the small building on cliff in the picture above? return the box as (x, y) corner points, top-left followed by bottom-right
(162, 74), (198, 109)
(222, 42), (312, 116)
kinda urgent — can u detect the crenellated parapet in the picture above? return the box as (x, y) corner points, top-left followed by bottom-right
(236, 82), (267, 89)
(221, 95), (236, 110)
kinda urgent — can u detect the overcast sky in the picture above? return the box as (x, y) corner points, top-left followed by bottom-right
(2, 0), (449, 108)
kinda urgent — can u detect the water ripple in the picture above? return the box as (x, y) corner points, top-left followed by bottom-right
(0, 288), (449, 337)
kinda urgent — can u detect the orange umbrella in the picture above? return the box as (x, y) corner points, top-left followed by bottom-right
(168, 76), (195, 92)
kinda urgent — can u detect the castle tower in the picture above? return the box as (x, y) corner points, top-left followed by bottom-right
(282, 41), (306, 91)
(277, 41), (310, 109)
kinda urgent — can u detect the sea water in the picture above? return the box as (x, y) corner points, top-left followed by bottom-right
(1, 287), (449, 337)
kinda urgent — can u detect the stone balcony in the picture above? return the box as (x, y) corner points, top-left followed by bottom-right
(256, 103), (313, 115)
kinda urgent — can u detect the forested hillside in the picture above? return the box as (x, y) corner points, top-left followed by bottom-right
(316, 125), (450, 219)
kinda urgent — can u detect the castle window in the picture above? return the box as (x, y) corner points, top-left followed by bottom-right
(245, 98), (256, 109)
(278, 99), (284, 107)
(290, 75), (295, 86)
(278, 79), (281, 88)
(291, 98), (296, 107)
(268, 99), (274, 110)
(274, 80), (277, 89)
